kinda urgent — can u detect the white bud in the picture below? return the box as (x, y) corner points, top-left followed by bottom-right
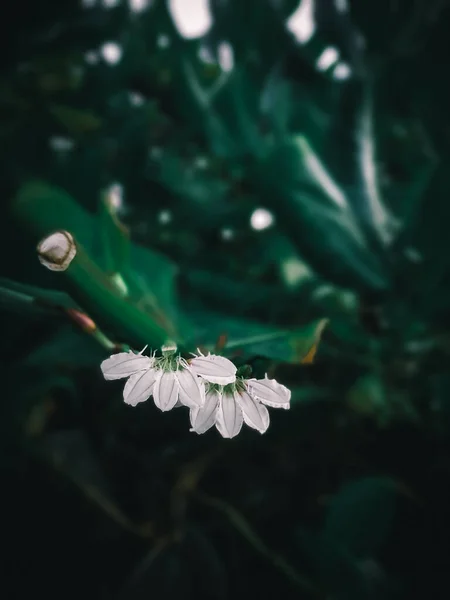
(161, 342), (177, 356)
(37, 230), (77, 272)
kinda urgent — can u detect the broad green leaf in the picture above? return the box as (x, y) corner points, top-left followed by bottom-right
(0, 277), (77, 315)
(182, 268), (304, 321)
(260, 64), (293, 137)
(211, 69), (264, 158)
(324, 476), (397, 557)
(121, 528), (227, 600)
(327, 82), (397, 249)
(22, 326), (106, 369)
(12, 182), (182, 346)
(352, 88), (397, 247)
(298, 529), (383, 600)
(347, 374), (387, 419)
(254, 136), (389, 291)
(176, 60), (236, 156)
(122, 246), (181, 340)
(12, 181), (95, 249)
(98, 195), (130, 276)
(41, 429), (111, 490)
(156, 154), (229, 206)
(187, 310), (327, 363)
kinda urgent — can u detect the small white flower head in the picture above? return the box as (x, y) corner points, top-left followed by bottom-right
(190, 373), (291, 438)
(101, 346), (237, 413)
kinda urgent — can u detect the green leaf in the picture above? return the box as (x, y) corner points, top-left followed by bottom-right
(0, 277), (77, 315)
(156, 154), (229, 206)
(98, 195), (131, 276)
(260, 64), (293, 137)
(212, 69), (264, 157)
(298, 529), (383, 600)
(347, 374), (387, 420)
(254, 136), (389, 291)
(12, 181), (182, 347)
(299, 477), (398, 598)
(120, 542), (192, 600)
(177, 59), (237, 158)
(12, 181), (96, 249)
(122, 245), (181, 340)
(22, 326), (106, 369)
(324, 476), (397, 557)
(96, 192), (182, 336)
(187, 310), (327, 363)
(328, 82), (397, 250)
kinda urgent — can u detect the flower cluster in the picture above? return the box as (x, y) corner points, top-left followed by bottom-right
(101, 345), (291, 438)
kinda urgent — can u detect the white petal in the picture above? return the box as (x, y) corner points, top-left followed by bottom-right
(215, 393), (243, 438)
(176, 368), (205, 408)
(234, 389), (270, 433)
(101, 351), (153, 380)
(190, 389), (221, 434)
(153, 371), (179, 412)
(123, 369), (158, 406)
(189, 354), (237, 385)
(247, 376), (291, 409)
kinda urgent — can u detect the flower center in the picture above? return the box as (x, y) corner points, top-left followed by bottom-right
(209, 376), (247, 396)
(154, 353), (179, 372)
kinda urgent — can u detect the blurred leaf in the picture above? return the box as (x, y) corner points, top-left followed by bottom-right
(120, 540), (192, 600)
(188, 310), (327, 363)
(212, 69), (264, 157)
(41, 429), (111, 494)
(156, 154), (229, 206)
(328, 81), (397, 249)
(12, 181), (96, 249)
(298, 529), (386, 600)
(298, 476), (398, 598)
(260, 63), (292, 137)
(349, 85), (398, 247)
(300, 344), (319, 365)
(22, 325), (105, 368)
(347, 374), (387, 420)
(255, 136), (389, 291)
(290, 386), (329, 405)
(324, 476), (397, 557)
(178, 60), (237, 158)
(12, 181), (182, 345)
(50, 104), (102, 134)
(182, 268), (304, 323)
(182, 528), (228, 600)
(0, 277), (77, 315)
(98, 195), (131, 275)
(300, 319), (328, 364)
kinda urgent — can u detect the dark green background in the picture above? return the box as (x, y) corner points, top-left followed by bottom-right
(1, 1), (450, 598)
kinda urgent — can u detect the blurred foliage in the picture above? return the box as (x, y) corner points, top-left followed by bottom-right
(2, 0), (450, 598)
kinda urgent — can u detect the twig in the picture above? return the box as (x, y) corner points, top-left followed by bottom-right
(171, 449), (222, 530)
(41, 449), (155, 539)
(195, 491), (322, 598)
(119, 535), (173, 598)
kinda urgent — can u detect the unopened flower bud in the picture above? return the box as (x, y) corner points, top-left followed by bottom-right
(66, 308), (97, 333)
(37, 230), (76, 272)
(161, 342), (177, 356)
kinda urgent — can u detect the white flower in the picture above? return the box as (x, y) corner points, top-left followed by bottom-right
(100, 347), (237, 412)
(188, 350), (237, 385)
(190, 374), (291, 438)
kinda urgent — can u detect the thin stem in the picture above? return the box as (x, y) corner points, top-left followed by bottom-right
(195, 491), (322, 598)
